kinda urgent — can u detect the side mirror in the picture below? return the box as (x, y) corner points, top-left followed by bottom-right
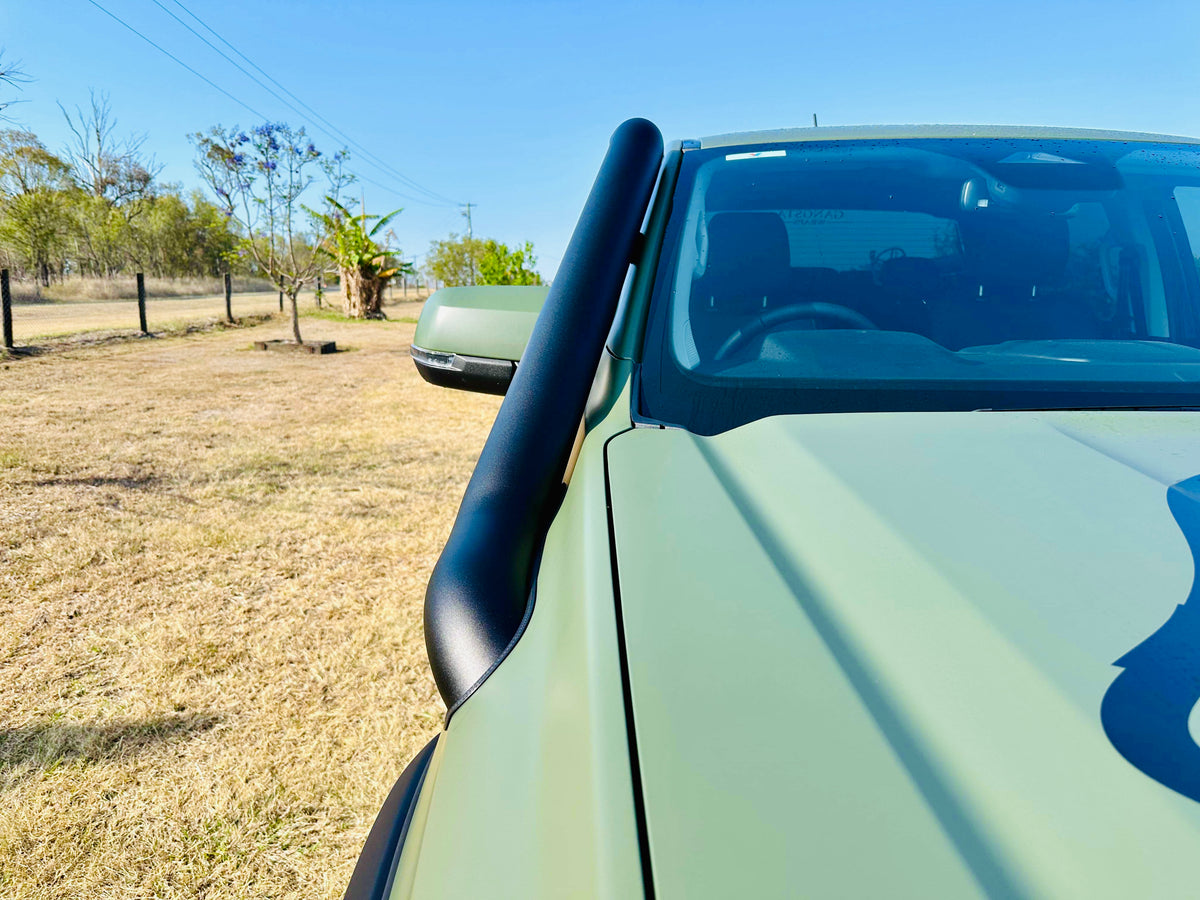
(410, 285), (550, 395)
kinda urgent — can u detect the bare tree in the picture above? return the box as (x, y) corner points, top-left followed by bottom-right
(58, 90), (161, 211)
(0, 52), (28, 121)
(57, 91), (163, 277)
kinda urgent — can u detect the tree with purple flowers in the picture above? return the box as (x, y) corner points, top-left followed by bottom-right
(190, 122), (352, 343)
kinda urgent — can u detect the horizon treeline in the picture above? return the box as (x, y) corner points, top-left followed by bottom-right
(0, 94), (267, 286)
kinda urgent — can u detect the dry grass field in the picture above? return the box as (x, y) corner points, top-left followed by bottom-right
(10, 277), (277, 305)
(9, 286), (434, 344)
(0, 309), (500, 898)
(11, 291), (306, 344)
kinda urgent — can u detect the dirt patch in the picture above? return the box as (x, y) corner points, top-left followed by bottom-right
(0, 314), (499, 898)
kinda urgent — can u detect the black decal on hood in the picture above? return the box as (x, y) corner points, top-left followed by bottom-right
(1101, 475), (1200, 803)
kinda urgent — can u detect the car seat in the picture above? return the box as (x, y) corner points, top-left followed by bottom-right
(933, 212), (1102, 349)
(690, 212), (793, 358)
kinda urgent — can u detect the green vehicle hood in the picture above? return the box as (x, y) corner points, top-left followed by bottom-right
(607, 410), (1200, 899)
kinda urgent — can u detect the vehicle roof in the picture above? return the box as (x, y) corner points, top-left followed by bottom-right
(697, 123), (1200, 149)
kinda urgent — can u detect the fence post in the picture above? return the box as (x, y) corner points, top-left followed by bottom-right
(224, 273), (233, 323)
(137, 272), (148, 334)
(278, 289), (284, 312)
(1, 269), (12, 350)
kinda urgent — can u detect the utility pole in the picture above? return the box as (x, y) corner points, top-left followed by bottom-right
(461, 202), (476, 286)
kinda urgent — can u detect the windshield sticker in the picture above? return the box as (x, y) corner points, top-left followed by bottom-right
(1101, 474), (1200, 803)
(725, 150), (786, 161)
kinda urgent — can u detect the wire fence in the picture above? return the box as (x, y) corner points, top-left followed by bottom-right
(0, 269), (432, 350)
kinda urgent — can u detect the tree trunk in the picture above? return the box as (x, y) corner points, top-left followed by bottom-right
(341, 266), (386, 319)
(290, 291), (303, 344)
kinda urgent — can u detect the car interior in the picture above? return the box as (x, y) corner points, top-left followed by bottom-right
(674, 145), (1200, 366)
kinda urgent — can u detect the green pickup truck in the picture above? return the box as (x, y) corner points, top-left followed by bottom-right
(347, 121), (1200, 899)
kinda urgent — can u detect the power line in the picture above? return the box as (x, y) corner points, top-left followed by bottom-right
(82, 0), (267, 121)
(164, 0), (461, 207)
(82, 0), (450, 210)
(146, 5), (310, 131)
(144, 0), (446, 208)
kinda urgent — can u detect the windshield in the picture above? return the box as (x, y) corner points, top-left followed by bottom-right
(637, 137), (1200, 434)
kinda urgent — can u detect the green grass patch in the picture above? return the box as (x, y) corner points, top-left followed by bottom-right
(299, 307), (414, 325)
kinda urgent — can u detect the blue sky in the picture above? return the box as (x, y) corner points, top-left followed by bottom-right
(3, 0), (1199, 276)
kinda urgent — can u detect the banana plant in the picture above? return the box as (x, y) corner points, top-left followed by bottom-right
(309, 196), (414, 318)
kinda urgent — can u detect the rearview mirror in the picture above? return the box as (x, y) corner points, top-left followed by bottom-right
(411, 286), (549, 395)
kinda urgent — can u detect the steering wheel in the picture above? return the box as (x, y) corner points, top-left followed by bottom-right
(870, 246), (907, 285)
(713, 302), (879, 362)
(873, 246), (907, 264)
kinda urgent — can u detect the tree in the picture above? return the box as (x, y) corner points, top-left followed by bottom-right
(0, 189), (72, 285)
(69, 193), (130, 277)
(122, 188), (238, 278)
(0, 52), (27, 122)
(0, 120), (241, 282)
(186, 190), (241, 276)
(477, 239), (542, 286)
(310, 197), (412, 318)
(426, 232), (479, 287)
(0, 130), (73, 284)
(59, 91), (160, 210)
(0, 130), (72, 197)
(57, 92), (164, 277)
(426, 233), (543, 287)
(191, 122), (352, 343)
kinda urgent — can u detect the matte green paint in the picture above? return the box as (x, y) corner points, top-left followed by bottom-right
(607, 411), (1200, 899)
(412, 285), (548, 361)
(387, 738), (445, 900)
(389, 127), (1200, 897)
(390, 381), (644, 900)
(607, 427), (984, 899)
(696, 123), (1200, 149)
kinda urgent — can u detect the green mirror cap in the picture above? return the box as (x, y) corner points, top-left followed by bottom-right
(413, 286), (550, 362)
